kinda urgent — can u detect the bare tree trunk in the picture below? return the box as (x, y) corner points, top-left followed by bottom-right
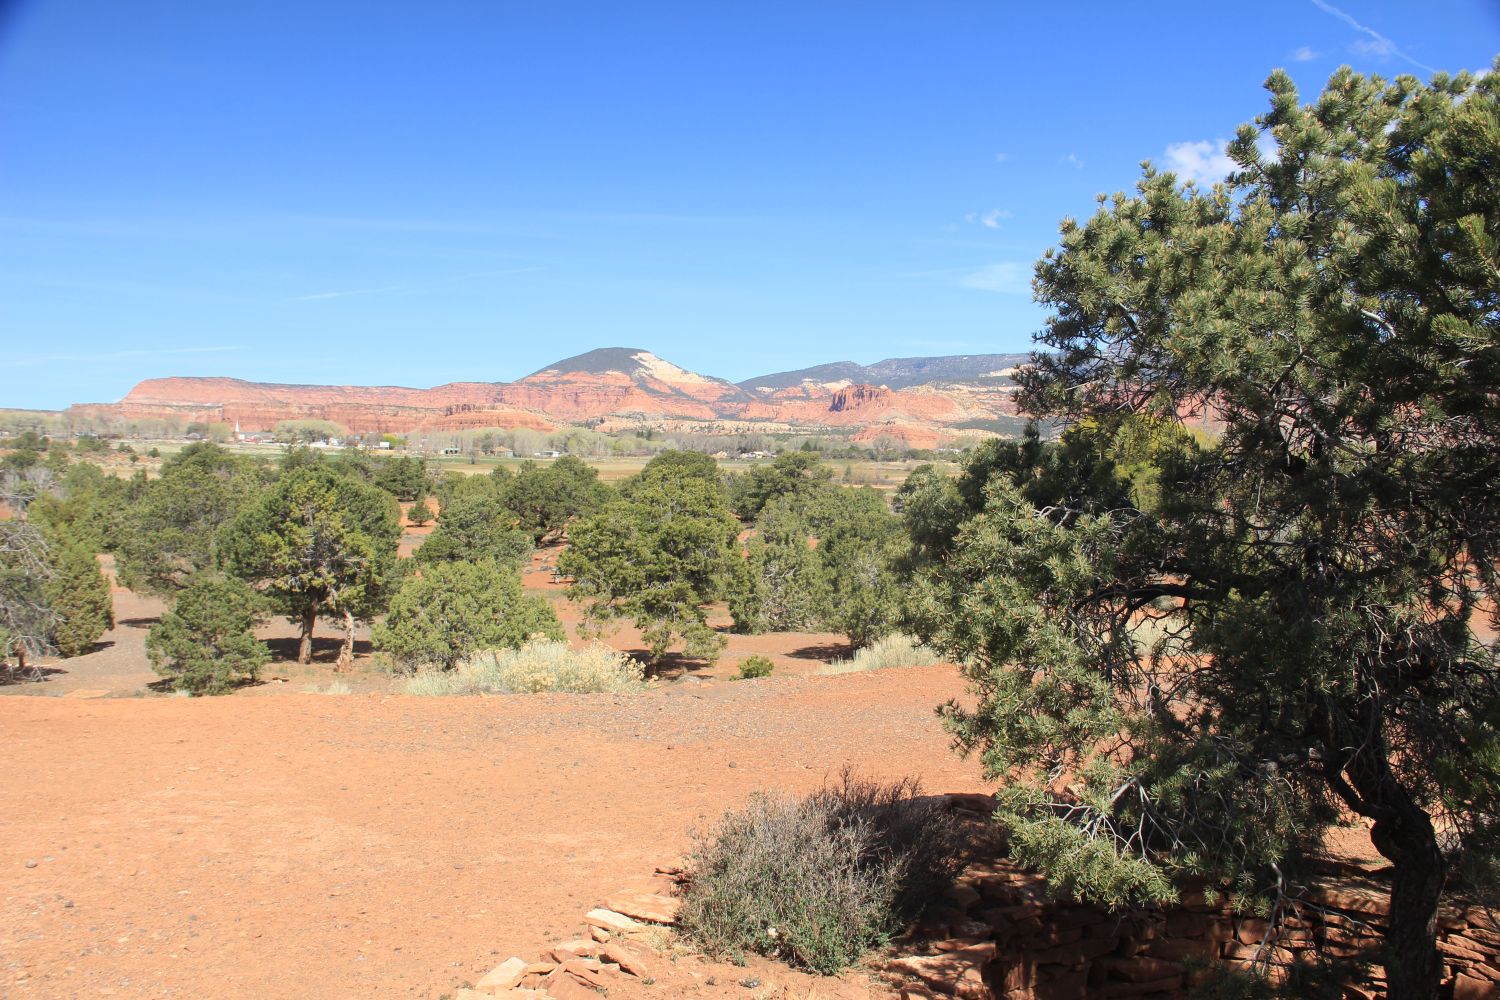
(336, 610), (354, 672)
(298, 608), (316, 664)
(1346, 750), (1446, 1000)
(1372, 797), (1447, 1000)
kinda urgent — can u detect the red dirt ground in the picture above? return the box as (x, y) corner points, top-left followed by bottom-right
(1, 667), (985, 999)
(0, 542), (989, 999)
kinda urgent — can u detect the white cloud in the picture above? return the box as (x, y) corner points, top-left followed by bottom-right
(959, 262), (1030, 294)
(1164, 139), (1237, 185)
(1308, 0), (1437, 73)
(1292, 45), (1320, 62)
(994, 152), (1009, 162)
(1063, 152), (1085, 169)
(963, 208), (1012, 229)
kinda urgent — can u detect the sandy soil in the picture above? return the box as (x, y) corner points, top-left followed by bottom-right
(0, 663), (984, 999)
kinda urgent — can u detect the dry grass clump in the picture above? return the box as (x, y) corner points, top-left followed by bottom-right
(818, 634), (940, 675)
(404, 639), (647, 695)
(677, 771), (965, 974)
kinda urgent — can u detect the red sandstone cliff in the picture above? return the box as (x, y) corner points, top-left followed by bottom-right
(69, 348), (1022, 441)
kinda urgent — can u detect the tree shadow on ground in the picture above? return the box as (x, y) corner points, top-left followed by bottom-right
(262, 637), (373, 664)
(147, 676), (268, 695)
(0, 665), (68, 686)
(621, 649), (712, 680)
(786, 641), (854, 662)
(118, 616), (161, 629)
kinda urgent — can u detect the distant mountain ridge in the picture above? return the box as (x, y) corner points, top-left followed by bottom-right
(740, 353), (1031, 392)
(526, 346), (653, 377)
(69, 347), (1030, 448)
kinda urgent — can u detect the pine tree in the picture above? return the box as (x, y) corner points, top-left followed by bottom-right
(405, 499), (433, 527)
(910, 64), (1500, 999)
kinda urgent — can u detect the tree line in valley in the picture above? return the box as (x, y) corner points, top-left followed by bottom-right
(0, 433), (926, 685)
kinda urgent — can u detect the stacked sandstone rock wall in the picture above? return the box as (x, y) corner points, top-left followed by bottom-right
(885, 851), (1499, 999)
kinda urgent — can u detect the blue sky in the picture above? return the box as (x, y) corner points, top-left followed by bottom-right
(1, 1), (1496, 408)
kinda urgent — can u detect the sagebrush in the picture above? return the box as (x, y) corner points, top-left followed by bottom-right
(818, 634), (939, 675)
(677, 772), (965, 974)
(404, 639), (646, 695)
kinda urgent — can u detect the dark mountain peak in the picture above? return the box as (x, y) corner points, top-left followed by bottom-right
(735, 361), (870, 392)
(739, 352), (1030, 392)
(865, 353), (1030, 389)
(524, 347), (658, 378)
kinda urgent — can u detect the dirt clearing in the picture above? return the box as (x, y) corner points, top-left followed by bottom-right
(1, 665), (984, 999)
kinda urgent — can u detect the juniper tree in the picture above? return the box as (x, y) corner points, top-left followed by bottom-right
(908, 65), (1499, 1000)
(27, 460), (134, 555)
(561, 451), (739, 664)
(500, 455), (612, 543)
(731, 478), (902, 646)
(219, 467), (401, 665)
(414, 475), (532, 570)
(814, 487), (903, 648)
(729, 496), (830, 634)
(145, 573), (269, 695)
(44, 540), (113, 657)
(372, 559), (563, 671)
(372, 454), (427, 501)
(405, 498), (433, 526)
(727, 451), (834, 520)
(115, 443), (267, 596)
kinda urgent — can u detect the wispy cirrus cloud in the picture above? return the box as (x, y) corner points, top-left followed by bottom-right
(1062, 152), (1085, 169)
(1292, 45), (1320, 62)
(0, 345), (247, 370)
(288, 267), (541, 302)
(1308, 0), (1438, 73)
(1163, 139), (1237, 185)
